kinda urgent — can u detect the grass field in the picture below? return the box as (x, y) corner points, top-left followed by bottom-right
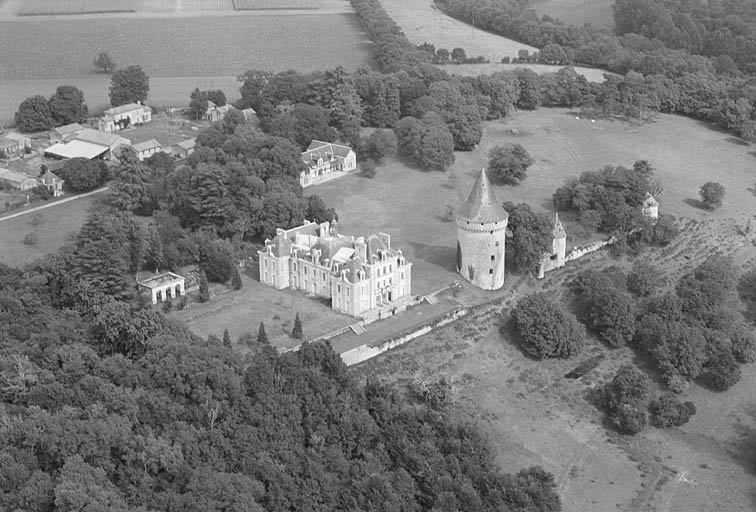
(171, 272), (354, 350)
(381, 0), (537, 60)
(0, 192), (105, 268)
(232, 0), (319, 9)
(17, 0), (135, 15)
(330, 112), (756, 511)
(530, 0), (615, 29)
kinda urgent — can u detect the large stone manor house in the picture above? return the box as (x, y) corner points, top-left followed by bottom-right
(258, 220), (412, 323)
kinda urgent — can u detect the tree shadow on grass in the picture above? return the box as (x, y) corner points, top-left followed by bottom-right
(725, 136), (751, 146)
(683, 198), (707, 210)
(407, 241), (456, 272)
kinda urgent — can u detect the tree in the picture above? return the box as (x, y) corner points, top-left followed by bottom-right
(511, 293), (586, 359)
(487, 144), (534, 185)
(604, 364), (650, 435)
(305, 195), (337, 224)
(649, 393), (696, 427)
(48, 85), (88, 125)
(223, 329), (232, 348)
(58, 158), (109, 192)
(292, 312), (303, 340)
(504, 202), (552, 272)
(365, 129), (398, 162)
(198, 270), (210, 303)
(574, 270), (636, 347)
(699, 181), (724, 209)
(627, 259), (662, 296)
(14, 95), (53, 132)
(361, 158), (377, 178)
(451, 47), (467, 63)
(230, 267), (243, 290)
(188, 88), (209, 120)
(257, 321), (269, 345)
(93, 52), (116, 73)
(206, 89), (226, 106)
(109, 65), (149, 107)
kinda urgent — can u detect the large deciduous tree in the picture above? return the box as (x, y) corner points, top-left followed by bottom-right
(58, 158), (109, 192)
(48, 85), (88, 125)
(14, 95), (54, 132)
(488, 143), (534, 185)
(93, 52), (116, 73)
(109, 65), (150, 107)
(699, 181), (724, 210)
(511, 293), (586, 359)
(503, 202), (552, 273)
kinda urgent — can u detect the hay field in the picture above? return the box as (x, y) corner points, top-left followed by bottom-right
(381, 0), (537, 61)
(530, 0), (615, 29)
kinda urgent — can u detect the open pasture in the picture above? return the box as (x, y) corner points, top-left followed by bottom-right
(530, 0), (615, 29)
(232, 0), (319, 10)
(0, 192), (104, 268)
(381, 0), (537, 61)
(16, 0), (134, 16)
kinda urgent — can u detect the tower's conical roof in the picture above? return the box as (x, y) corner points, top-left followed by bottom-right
(553, 213), (566, 239)
(457, 168), (508, 224)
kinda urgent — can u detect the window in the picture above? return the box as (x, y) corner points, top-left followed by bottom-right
(389, 265), (392, 272)
(337, 284), (341, 293)
(322, 273), (326, 281)
(495, 241), (500, 247)
(401, 272), (404, 279)
(489, 269), (494, 274)
(347, 288), (350, 297)
(491, 255), (495, 261)
(304, 267), (308, 275)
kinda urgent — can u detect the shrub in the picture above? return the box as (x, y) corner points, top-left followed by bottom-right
(361, 158), (377, 178)
(649, 393), (696, 428)
(292, 312), (303, 340)
(627, 259), (663, 297)
(702, 350), (741, 391)
(22, 232), (38, 246)
(604, 364), (650, 435)
(699, 181), (725, 209)
(511, 293), (586, 359)
(487, 143), (534, 185)
(614, 398), (648, 435)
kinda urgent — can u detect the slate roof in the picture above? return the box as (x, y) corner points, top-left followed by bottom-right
(74, 129), (130, 148)
(0, 168), (35, 185)
(39, 170), (62, 185)
(104, 103), (151, 116)
(174, 138), (196, 150)
(344, 256), (364, 283)
(53, 123), (83, 136)
(302, 141), (354, 165)
(0, 138), (18, 149)
(132, 139), (161, 152)
(3, 132), (28, 143)
(553, 213), (566, 239)
(457, 168), (508, 224)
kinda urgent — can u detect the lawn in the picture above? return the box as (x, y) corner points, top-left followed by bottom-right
(17, 0), (135, 16)
(443, 62), (610, 83)
(529, 0), (615, 30)
(170, 272), (355, 350)
(0, 191), (105, 268)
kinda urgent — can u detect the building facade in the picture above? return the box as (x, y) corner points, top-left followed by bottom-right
(138, 272), (185, 305)
(300, 140), (357, 187)
(538, 214), (567, 278)
(456, 168), (509, 290)
(258, 220), (412, 323)
(642, 192), (659, 220)
(99, 103), (152, 132)
(0, 168), (37, 191)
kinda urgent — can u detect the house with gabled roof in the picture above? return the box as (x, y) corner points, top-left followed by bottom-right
(132, 139), (162, 161)
(98, 102), (152, 132)
(38, 170), (64, 197)
(205, 101), (238, 123)
(170, 138), (195, 159)
(0, 133), (31, 161)
(300, 140), (357, 188)
(0, 168), (37, 191)
(49, 123), (83, 144)
(258, 219), (412, 323)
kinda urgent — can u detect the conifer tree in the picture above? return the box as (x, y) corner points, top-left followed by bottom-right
(257, 322), (269, 345)
(223, 329), (232, 348)
(231, 267), (243, 290)
(292, 313), (303, 340)
(198, 270), (210, 303)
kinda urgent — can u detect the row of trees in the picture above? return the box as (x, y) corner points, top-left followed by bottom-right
(436, 0), (756, 141)
(14, 85), (88, 132)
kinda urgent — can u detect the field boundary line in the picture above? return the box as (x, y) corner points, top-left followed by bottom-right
(0, 186), (108, 223)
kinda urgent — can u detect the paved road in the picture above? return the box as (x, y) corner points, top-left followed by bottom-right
(0, 186), (109, 223)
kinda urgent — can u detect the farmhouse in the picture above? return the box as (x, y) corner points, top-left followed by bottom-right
(205, 102), (238, 122)
(170, 138), (196, 159)
(49, 123), (83, 144)
(99, 102), (152, 132)
(0, 133), (30, 160)
(300, 140), (357, 187)
(138, 272), (185, 305)
(45, 129), (131, 161)
(259, 220), (413, 323)
(38, 170), (64, 197)
(0, 168), (37, 191)
(131, 139), (162, 161)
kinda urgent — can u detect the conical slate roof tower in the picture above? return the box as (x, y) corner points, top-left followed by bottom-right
(455, 169), (508, 290)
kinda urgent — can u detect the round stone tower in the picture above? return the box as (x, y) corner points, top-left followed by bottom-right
(456, 168), (509, 290)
